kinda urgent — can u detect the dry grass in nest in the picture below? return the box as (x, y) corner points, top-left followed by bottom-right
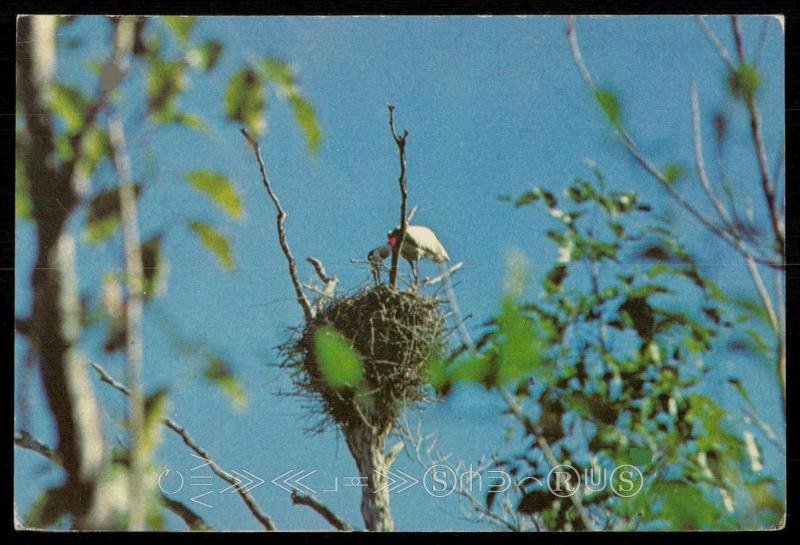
(279, 284), (448, 433)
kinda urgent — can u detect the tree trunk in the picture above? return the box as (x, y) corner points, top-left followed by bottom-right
(342, 422), (394, 531)
(17, 15), (110, 529)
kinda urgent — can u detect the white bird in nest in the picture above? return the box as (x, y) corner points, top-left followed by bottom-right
(387, 224), (450, 284)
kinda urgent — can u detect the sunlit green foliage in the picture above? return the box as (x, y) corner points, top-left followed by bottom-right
(84, 184), (143, 245)
(15, 13), (325, 526)
(593, 87), (621, 127)
(186, 171), (243, 220)
(728, 63), (761, 100)
(438, 166), (781, 530)
(313, 326), (364, 389)
(204, 358), (248, 411)
(189, 221), (235, 270)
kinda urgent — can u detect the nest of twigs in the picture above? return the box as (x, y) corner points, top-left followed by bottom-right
(280, 285), (447, 433)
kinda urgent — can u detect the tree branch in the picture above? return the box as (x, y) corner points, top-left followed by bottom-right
(731, 16), (784, 252)
(419, 262), (463, 288)
(60, 16), (136, 194)
(14, 430), (212, 531)
(90, 361), (277, 530)
(387, 105), (409, 288)
(691, 82), (733, 228)
(241, 128), (313, 322)
(695, 16), (737, 71)
(567, 16), (781, 270)
(17, 15), (110, 529)
(108, 111), (147, 531)
(290, 491), (352, 531)
(306, 257), (338, 315)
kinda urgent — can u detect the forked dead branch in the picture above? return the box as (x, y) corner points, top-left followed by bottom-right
(242, 107), (451, 531)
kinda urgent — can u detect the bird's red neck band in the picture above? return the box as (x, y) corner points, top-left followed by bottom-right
(388, 236), (397, 248)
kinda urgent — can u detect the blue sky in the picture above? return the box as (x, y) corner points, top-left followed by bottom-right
(15, 15), (785, 531)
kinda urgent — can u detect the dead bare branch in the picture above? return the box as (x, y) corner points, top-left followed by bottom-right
(290, 491), (352, 531)
(89, 361), (277, 530)
(567, 16), (781, 270)
(241, 128), (313, 322)
(695, 16), (737, 71)
(387, 104), (409, 288)
(691, 82), (733, 228)
(731, 16), (784, 251)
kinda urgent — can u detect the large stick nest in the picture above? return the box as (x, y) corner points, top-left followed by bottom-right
(280, 285), (448, 433)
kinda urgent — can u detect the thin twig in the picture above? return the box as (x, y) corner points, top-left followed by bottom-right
(290, 491), (352, 531)
(406, 204), (419, 223)
(691, 82), (733, 228)
(387, 105), (409, 288)
(419, 262), (463, 288)
(567, 16), (781, 270)
(241, 128), (313, 322)
(732, 16), (784, 251)
(89, 361), (277, 530)
(695, 16), (737, 71)
(396, 420), (526, 531)
(306, 256), (338, 315)
(14, 430), (212, 531)
(753, 17), (771, 66)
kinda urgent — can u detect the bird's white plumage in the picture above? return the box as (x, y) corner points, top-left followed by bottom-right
(399, 225), (450, 264)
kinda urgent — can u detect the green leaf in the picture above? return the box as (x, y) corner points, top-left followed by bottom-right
(225, 67), (265, 135)
(262, 58), (295, 89)
(84, 184), (143, 245)
(16, 150), (32, 221)
(424, 356), (449, 391)
(141, 389), (169, 457)
(78, 127), (110, 176)
(728, 63), (761, 99)
(649, 481), (720, 529)
(51, 83), (89, 134)
(141, 235), (167, 299)
(189, 221), (235, 270)
(619, 296), (655, 339)
(186, 171), (243, 220)
(260, 59), (322, 154)
(161, 16), (196, 45)
(449, 353), (490, 384)
(497, 297), (546, 384)
(289, 94), (322, 155)
(192, 39), (223, 72)
(147, 58), (187, 119)
(593, 87), (621, 127)
(514, 187), (557, 209)
(203, 357), (248, 410)
(313, 326), (363, 389)
(663, 163), (685, 184)
(545, 264), (568, 294)
(154, 111), (208, 132)
(629, 447), (652, 466)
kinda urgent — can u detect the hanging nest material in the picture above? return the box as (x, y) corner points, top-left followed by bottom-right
(280, 284), (448, 433)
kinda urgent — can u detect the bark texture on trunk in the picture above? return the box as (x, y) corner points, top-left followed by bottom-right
(17, 15), (109, 529)
(343, 422), (393, 531)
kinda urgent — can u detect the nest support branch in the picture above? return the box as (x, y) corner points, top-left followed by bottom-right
(280, 284), (449, 530)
